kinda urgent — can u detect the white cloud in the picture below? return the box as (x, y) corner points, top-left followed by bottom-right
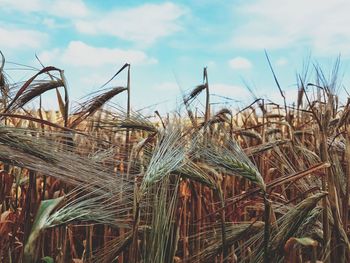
(206, 60), (216, 68)
(50, 0), (89, 18)
(276, 57), (288, 66)
(42, 18), (57, 28)
(0, 26), (47, 49)
(0, 1), (185, 45)
(228, 57), (252, 70)
(38, 41), (157, 67)
(74, 2), (187, 44)
(232, 0), (350, 55)
(210, 83), (251, 101)
(264, 88), (298, 105)
(0, 0), (89, 18)
(79, 71), (121, 88)
(37, 48), (61, 64)
(0, 0), (42, 13)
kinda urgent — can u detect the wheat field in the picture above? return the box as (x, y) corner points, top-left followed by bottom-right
(0, 54), (349, 263)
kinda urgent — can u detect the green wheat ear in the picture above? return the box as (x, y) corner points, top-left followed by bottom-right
(223, 155), (266, 191)
(201, 138), (266, 192)
(141, 124), (186, 191)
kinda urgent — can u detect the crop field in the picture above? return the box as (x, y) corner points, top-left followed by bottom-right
(0, 54), (350, 263)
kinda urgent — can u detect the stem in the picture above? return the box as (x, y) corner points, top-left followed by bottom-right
(263, 193), (270, 263)
(129, 201), (140, 263)
(125, 64), (131, 158)
(24, 170), (36, 247)
(319, 131), (331, 263)
(204, 67), (210, 123)
(218, 188), (228, 263)
(42, 175), (46, 201)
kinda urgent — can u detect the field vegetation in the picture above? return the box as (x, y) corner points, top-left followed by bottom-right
(0, 52), (349, 263)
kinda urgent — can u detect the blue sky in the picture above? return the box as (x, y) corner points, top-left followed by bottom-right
(0, 0), (349, 113)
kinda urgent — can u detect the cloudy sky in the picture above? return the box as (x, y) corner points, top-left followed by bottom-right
(0, 0), (349, 112)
